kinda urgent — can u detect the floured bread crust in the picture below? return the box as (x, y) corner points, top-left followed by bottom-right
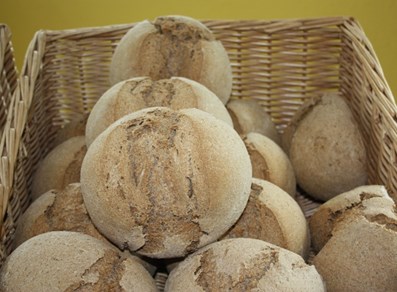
(226, 99), (281, 145)
(0, 231), (158, 292)
(110, 15), (232, 104)
(86, 76), (232, 146)
(81, 107), (252, 258)
(165, 238), (325, 291)
(222, 178), (309, 259)
(31, 136), (87, 200)
(243, 133), (296, 197)
(282, 93), (367, 201)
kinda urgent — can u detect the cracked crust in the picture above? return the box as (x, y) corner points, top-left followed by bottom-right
(309, 185), (394, 252)
(285, 93), (368, 201)
(85, 76), (232, 146)
(226, 99), (281, 145)
(31, 136), (87, 200)
(165, 238), (325, 292)
(0, 231), (158, 292)
(222, 179), (310, 259)
(13, 183), (107, 249)
(243, 133), (296, 197)
(313, 210), (397, 292)
(81, 107), (252, 258)
(109, 15), (232, 104)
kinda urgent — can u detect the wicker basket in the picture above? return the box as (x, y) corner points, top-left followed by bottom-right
(0, 24), (18, 263)
(0, 24), (18, 150)
(0, 16), (396, 278)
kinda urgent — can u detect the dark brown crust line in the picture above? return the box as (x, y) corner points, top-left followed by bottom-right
(243, 140), (270, 180)
(282, 96), (322, 154)
(63, 144), (87, 188)
(64, 250), (126, 292)
(222, 183), (286, 247)
(195, 246), (279, 291)
(106, 109), (207, 255)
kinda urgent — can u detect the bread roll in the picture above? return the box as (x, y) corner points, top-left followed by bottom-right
(309, 185), (393, 252)
(243, 133), (296, 197)
(0, 231), (158, 291)
(165, 238), (325, 291)
(31, 136), (87, 200)
(13, 183), (106, 248)
(226, 99), (281, 145)
(110, 15), (232, 104)
(222, 178), (309, 259)
(282, 93), (367, 201)
(86, 76), (233, 146)
(313, 209), (397, 292)
(81, 107), (252, 258)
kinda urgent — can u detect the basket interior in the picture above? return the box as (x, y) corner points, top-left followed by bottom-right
(2, 17), (397, 265)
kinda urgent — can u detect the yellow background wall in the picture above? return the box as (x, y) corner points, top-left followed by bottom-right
(1, 0), (396, 95)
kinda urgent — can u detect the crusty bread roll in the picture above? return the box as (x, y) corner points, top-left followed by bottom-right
(31, 136), (87, 200)
(53, 113), (88, 146)
(86, 76), (233, 146)
(81, 107), (252, 258)
(313, 204), (397, 292)
(13, 183), (157, 275)
(13, 183), (106, 249)
(309, 185), (393, 252)
(226, 99), (281, 145)
(165, 238), (325, 291)
(110, 15), (232, 104)
(222, 178), (309, 259)
(243, 133), (296, 197)
(282, 93), (367, 201)
(0, 231), (158, 291)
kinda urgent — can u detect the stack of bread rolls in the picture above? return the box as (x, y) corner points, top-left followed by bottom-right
(2, 15), (395, 292)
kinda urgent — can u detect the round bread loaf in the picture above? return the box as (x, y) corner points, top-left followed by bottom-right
(110, 15), (232, 104)
(243, 133), (296, 197)
(53, 113), (88, 146)
(0, 231), (158, 292)
(282, 93), (367, 201)
(313, 206), (397, 292)
(13, 183), (157, 275)
(81, 107), (252, 258)
(86, 76), (233, 146)
(309, 185), (393, 252)
(13, 183), (107, 249)
(222, 178), (309, 259)
(165, 238), (325, 291)
(226, 99), (281, 145)
(31, 136), (87, 200)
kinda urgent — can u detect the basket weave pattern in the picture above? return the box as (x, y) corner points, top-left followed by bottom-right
(0, 24), (18, 263)
(0, 17), (396, 268)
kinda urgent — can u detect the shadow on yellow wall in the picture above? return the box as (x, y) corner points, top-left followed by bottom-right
(1, 0), (396, 96)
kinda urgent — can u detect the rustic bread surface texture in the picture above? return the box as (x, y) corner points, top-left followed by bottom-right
(31, 136), (87, 200)
(222, 178), (309, 259)
(226, 99), (281, 145)
(81, 107), (252, 258)
(0, 231), (158, 292)
(165, 238), (325, 291)
(283, 93), (367, 201)
(243, 133), (296, 197)
(110, 15), (232, 104)
(86, 76), (232, 146)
